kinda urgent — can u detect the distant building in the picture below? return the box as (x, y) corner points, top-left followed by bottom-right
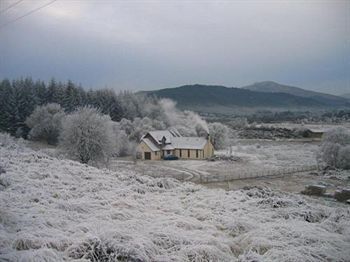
(303, 128), (324, 139)
(137, 130), (214, 160)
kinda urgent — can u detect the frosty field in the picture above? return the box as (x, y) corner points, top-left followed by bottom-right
(111, 139), (320, 185)
(1, 136), (350, 261)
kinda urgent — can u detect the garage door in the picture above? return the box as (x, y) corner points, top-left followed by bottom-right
(144, 152), (151, 160)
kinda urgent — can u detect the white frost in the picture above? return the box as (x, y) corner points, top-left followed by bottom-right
(0, 135), (349, 261)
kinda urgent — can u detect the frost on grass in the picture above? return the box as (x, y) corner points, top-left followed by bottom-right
(0, 136), (350, 261)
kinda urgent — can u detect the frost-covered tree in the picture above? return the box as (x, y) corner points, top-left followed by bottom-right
(118, 117), (166, 142)
(117, 91), (142, 120)
(319, 127), (350, 169)
(25, 103), (65, 145)
(129, 117), (157, 141)
(110, 116), (167, 157)
(337, 145), (350, 170)
(0, 79), (14, 133)
(1, 77), (212, 145)
(208, 122), (229, 150)
(228, 117), (248, 129)
(59, 107), (116, 164)
(112, 122), (138, 157)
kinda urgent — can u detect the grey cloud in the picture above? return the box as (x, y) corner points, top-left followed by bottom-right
(0, 0), (349, 94)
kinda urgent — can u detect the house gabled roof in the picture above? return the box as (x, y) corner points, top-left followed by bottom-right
(140, 130), (208, 152)
(147, 130), (174, 145)
(172, 137), (207, 150)
(142, 138), (161, 151)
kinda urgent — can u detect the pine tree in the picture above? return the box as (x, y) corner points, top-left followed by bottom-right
(62, 80), (81, 112)
(34, 80), (47, 105)
(46, 78), (58, 103)
(0, 79), (15, 133)
(1, 77), (126, 135)
(54, 82), (65, 106)
(11, 78), (37, 137)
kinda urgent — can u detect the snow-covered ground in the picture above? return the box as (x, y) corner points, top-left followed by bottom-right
(126, 140), (320, 183)
(218, 139), (319, 171)
(1, 134), (350, 261)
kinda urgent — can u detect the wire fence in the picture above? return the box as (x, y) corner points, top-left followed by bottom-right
(198, 165), (318, 183)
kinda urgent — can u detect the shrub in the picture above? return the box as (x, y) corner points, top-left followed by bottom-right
(59, 107), (116, 164)
(337, 145), (350, 169)
(111, 122), (136, 157)
(319, 127), (350, 169)
(25, 103), (65, 145)
(208, 122), (229, 150)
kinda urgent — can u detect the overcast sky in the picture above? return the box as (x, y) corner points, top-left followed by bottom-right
(0, 0), (349, 94)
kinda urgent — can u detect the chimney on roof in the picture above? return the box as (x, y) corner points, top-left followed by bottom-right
(161, 136), (166, 146)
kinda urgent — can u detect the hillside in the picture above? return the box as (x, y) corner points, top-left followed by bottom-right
(242, 81), (348, 106)
(341, 93), (350, 99)
(141, 84), (349, 113)
(1, 135), (350, 261)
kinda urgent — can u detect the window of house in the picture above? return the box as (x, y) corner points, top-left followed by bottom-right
(155, 151), (157, 156)
(180, 149), (182, 157)
(196, 150), (198, 158)
(188, 149), (190, 157)
(167, 150), (171, 154)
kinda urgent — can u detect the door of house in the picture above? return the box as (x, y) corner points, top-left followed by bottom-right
(144, 152), (151, 160)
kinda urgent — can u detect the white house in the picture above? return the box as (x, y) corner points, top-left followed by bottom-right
(137, 130), (214, 160)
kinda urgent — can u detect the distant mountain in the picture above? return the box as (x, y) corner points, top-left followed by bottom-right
(141, 84), (350, 113)
(242, 81), (348, 106)
(341, 93), (350, 99)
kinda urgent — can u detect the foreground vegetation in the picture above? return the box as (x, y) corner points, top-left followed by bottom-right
(0, 135), (349, 261)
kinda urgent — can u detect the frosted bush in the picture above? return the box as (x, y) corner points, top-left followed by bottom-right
(59, 107), (116, 164)
(322, 127), (350, 145)
(112, 122), (138, 157)
(319, 127), (350, 169)
(337, 145), (350, 169)
(209, 122), (229, 149)
(1, 139), (349, 261)
(229, 117), (248, 130)
(25, 103), (65, 145)
(0, 132), (26, 151)
(0, 132), (13, 147)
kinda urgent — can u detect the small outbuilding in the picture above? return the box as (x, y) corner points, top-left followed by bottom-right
(306, 128), (324, 139)
(137, 130), (214, 160)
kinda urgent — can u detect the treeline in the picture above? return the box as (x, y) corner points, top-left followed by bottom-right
(206, 110), (350, 125)
(246, 110), (350, 124)
(0, 77), (157, 137)
(0, 77), (230, 163)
